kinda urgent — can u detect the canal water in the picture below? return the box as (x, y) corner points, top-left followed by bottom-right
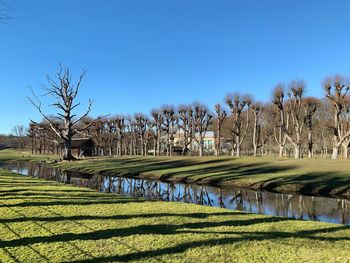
(0, 161), (349, 225)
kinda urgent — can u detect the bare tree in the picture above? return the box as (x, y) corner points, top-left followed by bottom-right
(178, 105), (194, 155)
(272, 84), (289, 157)
(323, 75), (350, 159)
(225, 93), (251, 157)
(28, 65), (98, 160)
(161, 105), (176, 156)
(134, 113), (148, 156)
(285, 80), (306, 159)
(151, 109), (163, 156)
(304, 97), (319, 158)
(115, 116), (125, 156)
(193, 103), (213, 156)
(11, 125), (25, 151)
(250, 102), (265, 157)
(273, 81), (307, 159)
(214, 103), (227, 156)
(105, 117), (114, 156)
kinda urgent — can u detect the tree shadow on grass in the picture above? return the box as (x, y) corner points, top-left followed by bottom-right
(95, 158), (226, 177)
(158, 162), (297, 186)
(0, 198), (152, 208)
(0, 216), (291, 249)
(0, 211), (245, 224)
(71, 224), (350, 263)
(0, 215), (348, 261)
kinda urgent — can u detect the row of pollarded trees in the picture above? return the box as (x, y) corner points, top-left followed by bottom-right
(79, 102), (213, 157)
(28, 65), (350, 160)
(270, 76), (350, 159)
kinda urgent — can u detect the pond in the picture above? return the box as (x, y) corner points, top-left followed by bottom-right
(1, 161), (349, 225)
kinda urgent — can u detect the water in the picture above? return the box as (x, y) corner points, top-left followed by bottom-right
(1, 161), (349, 225)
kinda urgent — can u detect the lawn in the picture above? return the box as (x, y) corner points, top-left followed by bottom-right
(1, 150), (350, 198)
(0, 168), (349, 262)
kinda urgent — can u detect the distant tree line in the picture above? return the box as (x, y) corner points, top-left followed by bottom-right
(26, 66), (350, 160)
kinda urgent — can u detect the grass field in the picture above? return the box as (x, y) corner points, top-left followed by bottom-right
(0, 168), (349, 262)
(1, 150), (350, 198)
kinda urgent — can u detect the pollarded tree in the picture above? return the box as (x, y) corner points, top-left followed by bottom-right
(178, 104), (195, 155)
(250, 102), (264, 157)
(285, 80), (306, 159)
(272, 85), (289, 157)
(28, 65), (98, 160)
(274, 80), (307, 159)
(151, 109), (163, 156)
(161, 105), (177, 156)
(193, 103), (213, 156)
(114, 116), (125, 156)
(106, 117), (116, 156)
(214, 103), (227, 156)
(134, 113), (148, 156)
(225, 93), (252, 157)
(304, 97), (319, 158)
(323, 75), (350, 159)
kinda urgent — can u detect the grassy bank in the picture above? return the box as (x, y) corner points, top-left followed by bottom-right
(1, 149), (350, 198)
(0, 169), (349, 262)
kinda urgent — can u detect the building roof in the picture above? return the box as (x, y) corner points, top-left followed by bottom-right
(70, 138), (94, 148)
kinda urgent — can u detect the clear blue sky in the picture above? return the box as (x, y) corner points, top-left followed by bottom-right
(1, 0), (350, 134)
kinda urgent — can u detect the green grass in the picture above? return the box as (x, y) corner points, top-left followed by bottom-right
(0, 150), (58, 163)
(0, 169), (349, 262)
(1, 149), (350, 198)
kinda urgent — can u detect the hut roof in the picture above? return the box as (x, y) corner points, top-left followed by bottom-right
(70, 138), (94, 148)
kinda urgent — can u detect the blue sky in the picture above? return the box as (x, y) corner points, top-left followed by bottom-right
(1, 0), (350, 134)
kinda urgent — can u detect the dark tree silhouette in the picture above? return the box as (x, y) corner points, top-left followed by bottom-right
(28, 65), (98, 160)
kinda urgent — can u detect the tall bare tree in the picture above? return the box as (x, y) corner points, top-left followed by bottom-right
(272, 85), (289, 157)
(161, 105), (176, 156)
(178, 105), (194, 155)
(323, 75), (350, 159)
(193, 103), (213, 156)
(214, 103), (227, 156)
(250, 102), (265, 157)
(134, 113), (148, 156)
(285, 81), (306, 159)
(28, 65), (97, 160)
(115, 116), (125, 156)
(151, 109), (163, 156)
(304, 97), (319, 158)
(225, 93), (251, 157)
(11, 125), (25, 151)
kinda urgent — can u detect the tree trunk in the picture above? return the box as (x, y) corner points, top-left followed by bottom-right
(157, 130), (161, 156)
(342, 142), (349, 159)
(331, 146), (339, 159)
(236, 135), (240, 157)
(307, 130), (313, 158)
(140, 135), (144, 156)
(278, 145), (284, 158)
(62, 139), (74, 160)
(166, 133), (170, 156)
(199, 140), (203, 157)
(153, 140), (156, 156)
(294, 144), (301, 159)
(253, 146), (258, 157)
